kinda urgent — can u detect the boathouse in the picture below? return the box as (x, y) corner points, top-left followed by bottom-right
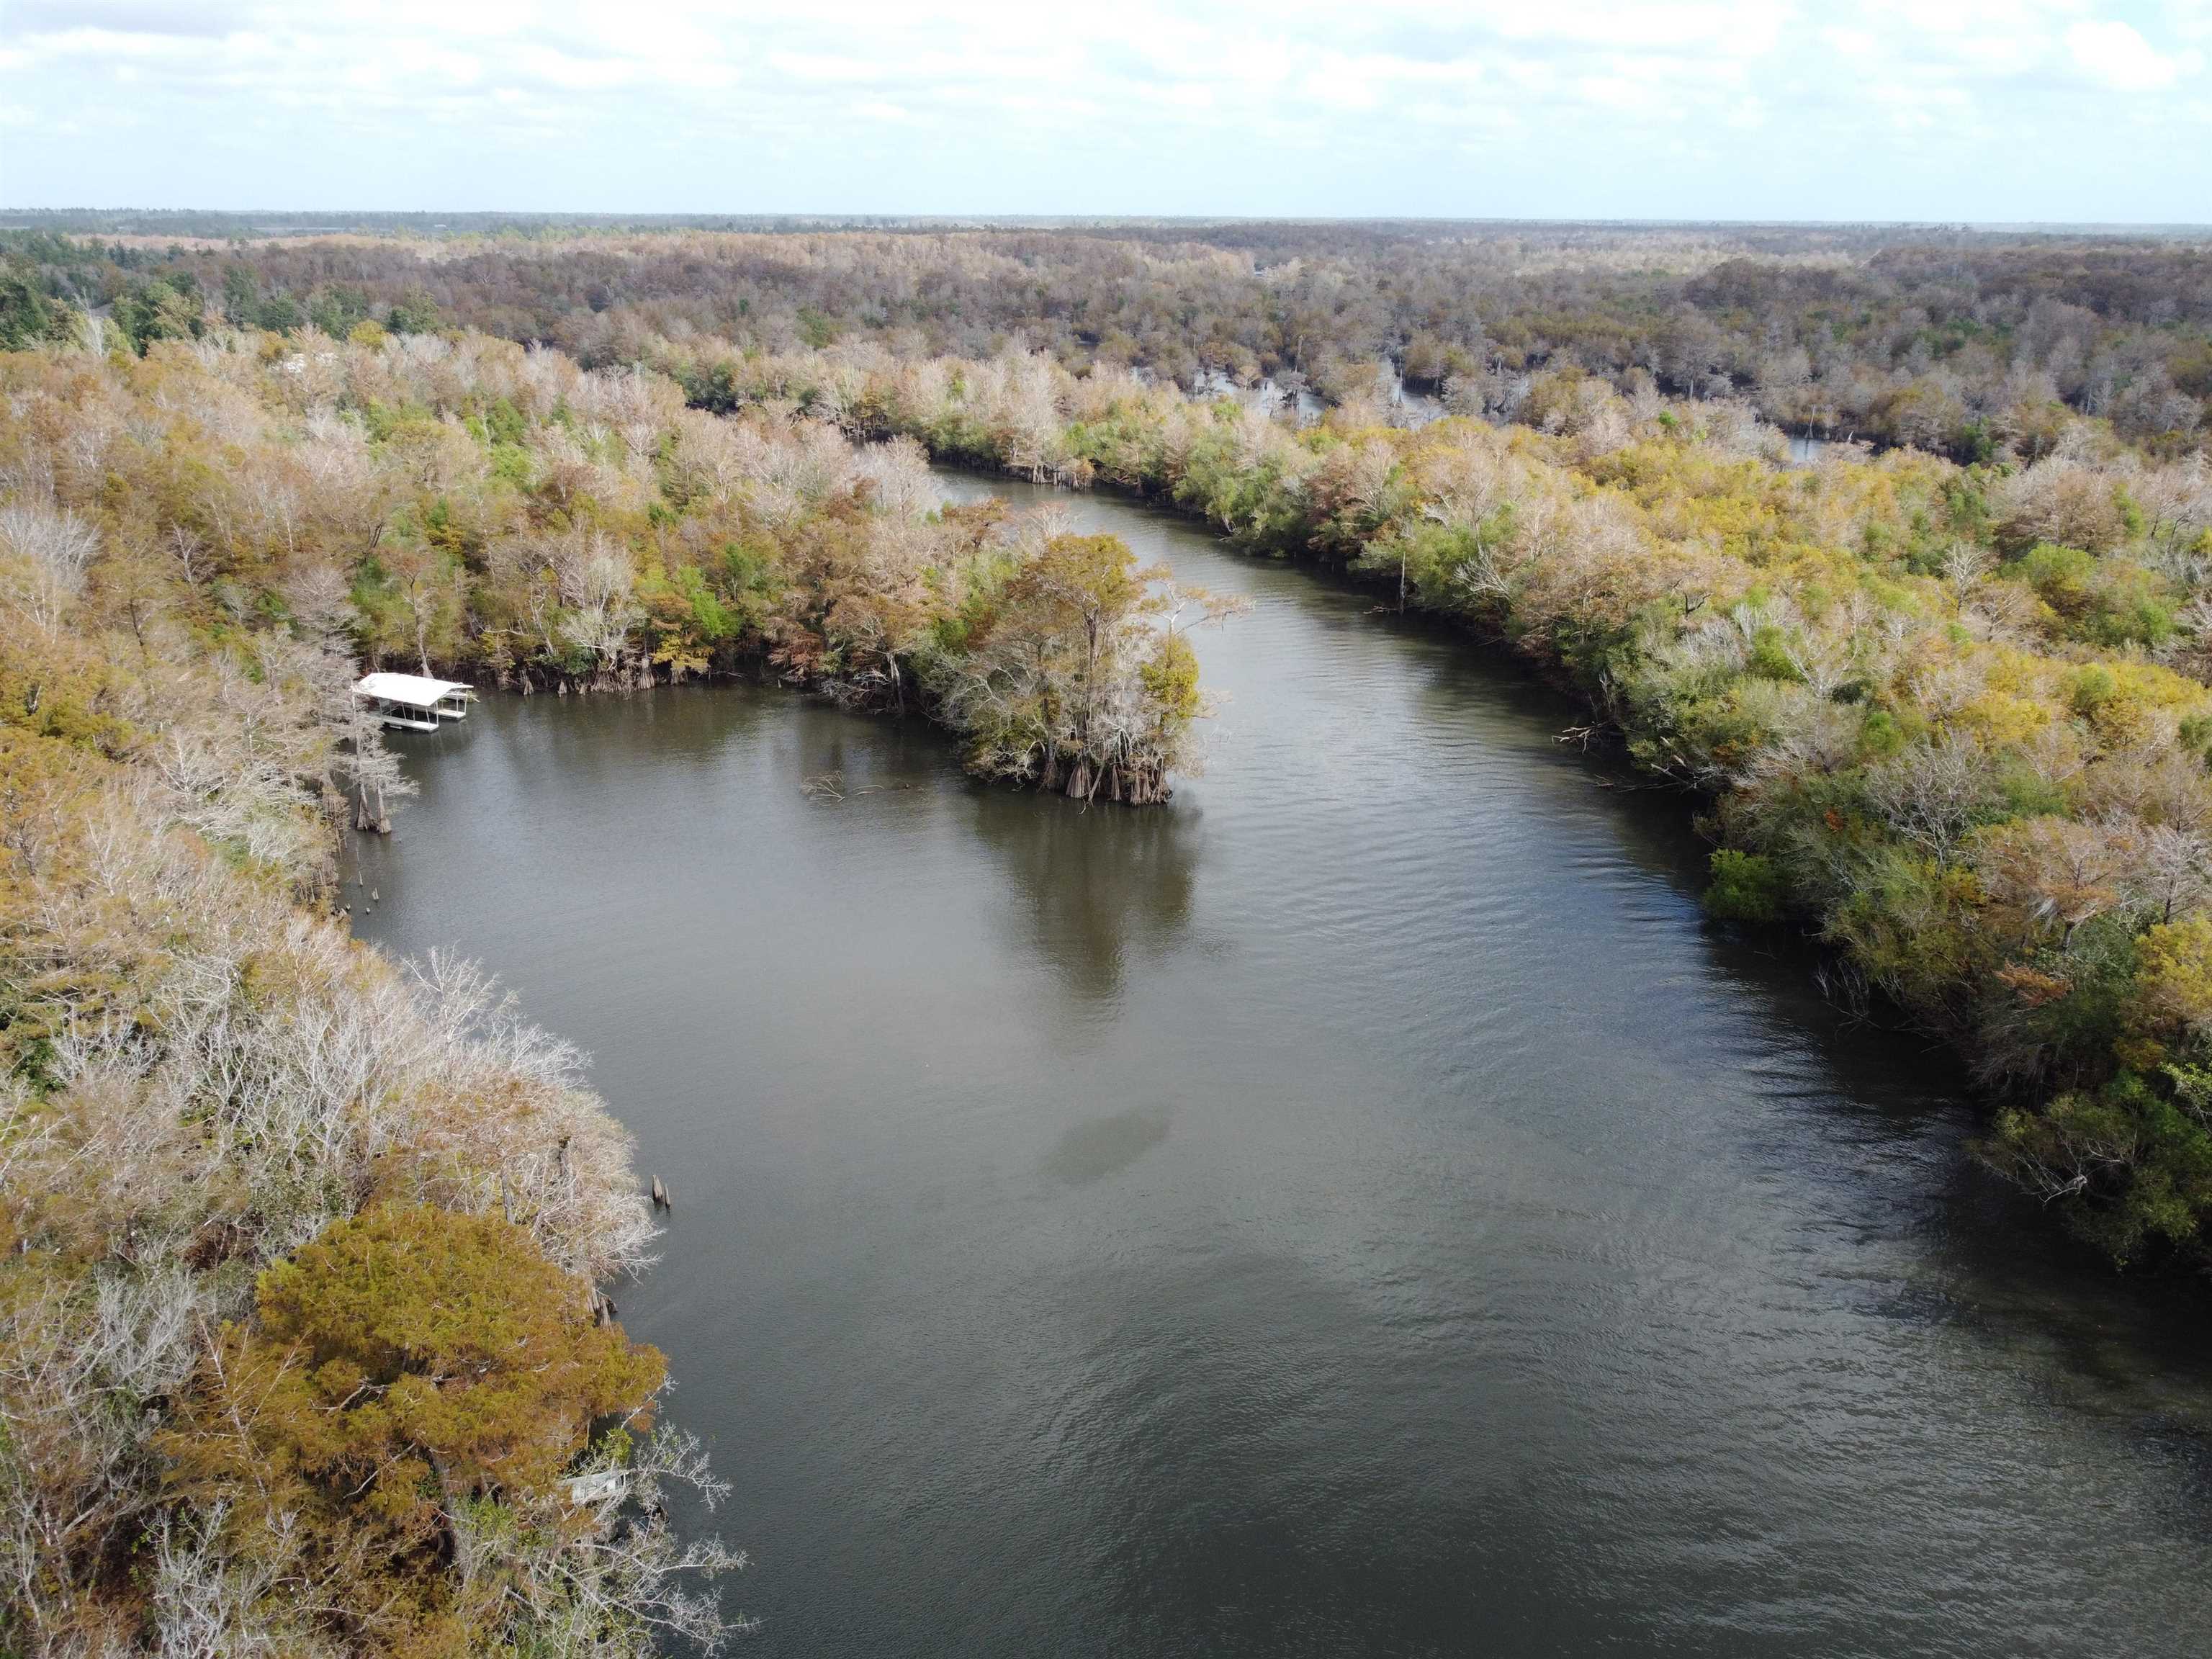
(354, 672), (475, 731)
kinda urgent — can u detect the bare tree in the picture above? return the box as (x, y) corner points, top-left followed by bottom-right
(0, 496), (100, 634)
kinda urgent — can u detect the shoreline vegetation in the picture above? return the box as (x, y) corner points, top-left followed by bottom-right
(0, 325), (1233, 1653)
(653, 340), (2212, 1280)
(4, 220), (2212, 1653)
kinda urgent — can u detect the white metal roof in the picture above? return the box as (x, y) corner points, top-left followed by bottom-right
(354, 672), (473, 709)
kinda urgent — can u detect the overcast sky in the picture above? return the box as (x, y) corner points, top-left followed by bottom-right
(2, 1), (2207, 222)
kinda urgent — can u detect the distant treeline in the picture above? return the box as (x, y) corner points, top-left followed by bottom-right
(0, 209), (968, 239)
(6, 221), (2208, 462)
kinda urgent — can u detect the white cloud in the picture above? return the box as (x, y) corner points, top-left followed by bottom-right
(0, 0), (2204, 218)
(2064, 18), (2195, 88)
(768, 52), (895, 86)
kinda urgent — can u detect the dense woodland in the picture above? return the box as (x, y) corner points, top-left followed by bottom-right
(7, 221), (2212, 1650)
(6, 220), (2208, 462)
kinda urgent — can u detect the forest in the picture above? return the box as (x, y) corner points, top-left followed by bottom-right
(640, 330), (2212, 1274)
(6, 218), (2208, 461)
(6, 220), (2212, 1653)
(0, 324), (1227, 1654)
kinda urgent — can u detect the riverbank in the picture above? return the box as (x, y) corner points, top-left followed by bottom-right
(0, 332), (782, 1654)
(678, 345), (2212, 1276)
(356, 498), (2212, 1658)
(0, 506), (738, 1650)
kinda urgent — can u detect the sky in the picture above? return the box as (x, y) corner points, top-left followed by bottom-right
(1, 0), (2208, 222)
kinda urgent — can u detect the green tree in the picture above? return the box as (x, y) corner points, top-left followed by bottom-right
(0, 264), (71, 349)
(220, 262), (261, 327)
(115, 273), (202, 354)
(163, 1204), (665, 1653)
(387, 284), (443, 335)
(1704, 849), (1787, 923)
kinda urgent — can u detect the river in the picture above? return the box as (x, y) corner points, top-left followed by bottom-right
(354, 472), (2212, 1657)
